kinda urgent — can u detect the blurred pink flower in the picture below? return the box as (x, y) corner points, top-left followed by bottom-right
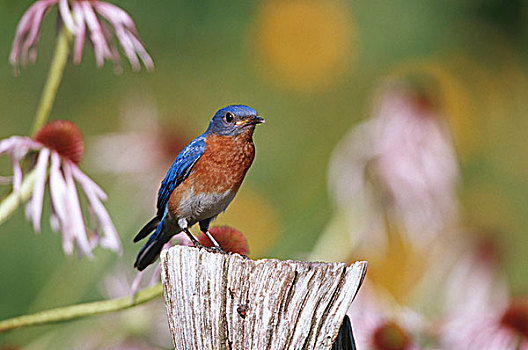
(438, 238), (528, 349)
(328, 82), (460, 251)
(10, 0), (153, 72)
(348, 284), (425, 350)
(440, 300), (528, 350)
(441, 238), (508, 317)
(0, 120), (121, 257)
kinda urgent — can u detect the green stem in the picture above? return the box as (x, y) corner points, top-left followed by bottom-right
(0, 283), (163, 332)
(0, 168), (38, 225)
(31, 28), (71, 136)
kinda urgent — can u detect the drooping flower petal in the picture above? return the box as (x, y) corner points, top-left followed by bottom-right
(49, 208), (60, 232)
(58, 0), (77, 34)
(10, 153), (23, 191)
(63, 160), (92, 257)
(94, 3), (139, 67)
(93, 2), (136, 28)
(115, 26), (140, 70)
(80, 1), (112, 66)
(129, 35), (154, 70)
(93, 2), (143, 70)
(72, 1), (86, 64)
(70, 163), (107, 200)
(25, 196), (34, 222)
(9, 0), (57, 70)
(49, 151), (74, 254)
(28, 147), (50, 232)
(22, 0), (57, 55)
(71, 164), (120, 253)
(9, 3), (37, 66)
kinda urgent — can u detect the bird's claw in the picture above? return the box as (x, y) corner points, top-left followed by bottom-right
(205, 246), (226, 254)
(191, 241), (206, 249)
(224, 251), (249, 259)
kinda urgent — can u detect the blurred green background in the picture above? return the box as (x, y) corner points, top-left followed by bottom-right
(1, 0), (528, 348)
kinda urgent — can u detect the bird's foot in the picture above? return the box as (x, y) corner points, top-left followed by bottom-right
(205, 246), (226, 254)
(192, 242), (206, 249)
(227, 251), (249, 259)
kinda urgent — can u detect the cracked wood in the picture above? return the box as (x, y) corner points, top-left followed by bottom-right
(161, 246), (367, 350)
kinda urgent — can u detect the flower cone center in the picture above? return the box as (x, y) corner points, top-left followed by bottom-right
(372, 321), (411, 350)
(501, 301), (528, 339)
(34, 120), (84, 164)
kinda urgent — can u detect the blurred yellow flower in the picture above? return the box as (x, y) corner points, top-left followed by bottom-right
(251, 0), (356, 92)
(352, 227), (430, 304)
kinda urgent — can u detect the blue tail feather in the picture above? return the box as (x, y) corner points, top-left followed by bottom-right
(134, 220), (166, 271)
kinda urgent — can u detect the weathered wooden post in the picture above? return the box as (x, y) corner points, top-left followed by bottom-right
(160, 246), (367, 349)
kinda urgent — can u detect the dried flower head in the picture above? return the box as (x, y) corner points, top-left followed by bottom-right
(197, 226), (250, 255)
(10, 0), (153, 72)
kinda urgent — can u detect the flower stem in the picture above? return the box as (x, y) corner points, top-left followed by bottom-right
(31, 28), (71, 136)
(0, 168), (37, 225)
(0, 283), (163, 332)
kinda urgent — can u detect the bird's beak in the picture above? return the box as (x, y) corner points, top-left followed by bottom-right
(236, 115), (265, 126)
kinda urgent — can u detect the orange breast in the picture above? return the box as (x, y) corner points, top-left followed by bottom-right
(167, 133), (255, 216)
(192, 134), (255, 193)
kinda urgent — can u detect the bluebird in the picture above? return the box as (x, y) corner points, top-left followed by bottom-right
(133, 105), (264, 270)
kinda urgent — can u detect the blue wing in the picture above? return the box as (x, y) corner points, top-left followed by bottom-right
(156, 134), (206, 216)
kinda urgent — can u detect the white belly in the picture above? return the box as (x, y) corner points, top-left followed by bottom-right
(177, 187), (235, 224)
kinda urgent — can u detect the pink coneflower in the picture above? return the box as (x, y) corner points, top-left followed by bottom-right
(440, 299), (528, 349)
(370, 86), (460, 240)
(438, 238), (528, 349)
(348, 285), (424, 350)
(0, 120), (121, 257)
(10, 0), (154, 72)
(441, 237), (508, 318)
(327, 82), (460, 252)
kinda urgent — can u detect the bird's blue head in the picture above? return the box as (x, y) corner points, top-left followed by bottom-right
(206, 105), (264, 136)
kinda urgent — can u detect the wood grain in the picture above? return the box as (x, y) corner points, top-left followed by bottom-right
(161, 246), (366, 350)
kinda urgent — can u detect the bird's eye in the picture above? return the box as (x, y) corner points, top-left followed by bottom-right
(224, 112), (234, 124)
